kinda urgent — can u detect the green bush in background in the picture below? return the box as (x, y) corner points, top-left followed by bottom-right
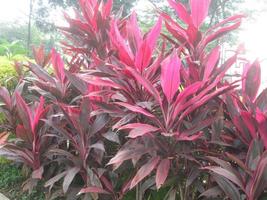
(0, 55), (27, 88)
(0, 55), (27, 125)
(0, 39), (27, 57)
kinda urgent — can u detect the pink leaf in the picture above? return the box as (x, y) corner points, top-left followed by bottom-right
(135, 17), (162, 72)
(32, 166), (44, 179)
(126, 67), (162, 106)
(115, 102), (155, 118)
(79, 186), (110, 195)
(103, 0), (113, 19)
(203, 46), (220, 80)
(256, 88), (267, 112)
(190, 0), (211, 28)
(161, 50), (181, 103)
(173, 81), (202, 110)
(51, 49), (65, 83)
(16, 124), (32, 144)
(162, 13), (189, 45)
(15, 92), (32, 132)
(205, 15), (244, 35)
(130, 156), (160, 189)
(240, 111), (257, 139)
(179, 85), (235, 121)
(242, 60), (261, 102)
(135, 41), (152, 72)
(0, 132), (9, 145)
(83, 75), (125, 91)
(32, 96), (46, 134)
(63, 167), (80, 193)
(202, 19), (242, 47)
(99, 175), (113, 193)
(249, 153), (267, 200)
(0, 87), (12, 110)
(119, 123), (159, 138)
(167, 0), (191, 24)
(110, 20), (134, 66)
(146, 17), (162, 51)
(156, 159), (170, 189)
(176, 131), (203, 141)
(256, 112), (267, 149)
(107, 144), (150, 166)
(128, 12), (143, 51)
(204, 166), (244, 190)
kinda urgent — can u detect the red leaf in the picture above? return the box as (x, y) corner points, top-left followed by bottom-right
(32, 166), (44, 179)
(32, 96), (46, 134)
(107, 144), (150, 166)
(186, 23), (199, 45)
(202, 19), (242, 47)
(203, 46), (220, 80)
(146, 16), (162, 51)
(242, 60), (261, 102)
(32, 45), (45, 66)
(100, 175), (114, 193)
(240, 111), (257, 139)
(256, 112), (267, 149)
(63, 167), (80, 193)
(233, 116), (251, 144)
(161, 50), (181, 103)
(0, 87), (12, 110)
(128, 12), (142, 51)
(15, 92), (32, 132)
(163, 16), (188, 45)
(135, 17), (162, 72)
(27, 63), (55, 84)
(256, 88), (267, 112)
(103, 0), (113, 19)
(135, 41), (152, 72)
(115, 102), (155, 118)
(51, 49), (65, 83)
(110, 20), (134, 66)
(172, 81), (202, 117)
(126, 67), (162, 106)
(176, 131), (203, 141)
(167, 0), (191, 25)
(156, 159), (170, 189)
(190, 0), (210, 28)
(249, 152), (267, 200)
(179, 84), (235, 121)
(204, 166), (244, 189)
(82, 75), (125, 91)
(16, 124), (32, 144)
(32, 45), (51, 67)
(205, 15), (244, 35)
(0, 132), (9, 145)
(130, 156), (160, 189)
(119, 123), (159, 138)
(79, 186), (110, 195)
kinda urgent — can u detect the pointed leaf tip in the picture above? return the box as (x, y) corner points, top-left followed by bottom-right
(130, 156), (160, 189)
(190, 0), (211, 28)
(203, 46), (220, 80)
(156, 159), (170, 189)
(242, 60), (261, 102)
(51, 49), (65, 82)
(161, 50), (181, 103)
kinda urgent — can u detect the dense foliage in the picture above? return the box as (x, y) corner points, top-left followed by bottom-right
(1, 0), (267, 199)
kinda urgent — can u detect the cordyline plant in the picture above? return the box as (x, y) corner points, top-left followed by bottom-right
(1, 0), (267, 199)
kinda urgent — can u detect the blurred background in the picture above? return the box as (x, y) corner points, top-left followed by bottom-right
(0, 0), (266, 87)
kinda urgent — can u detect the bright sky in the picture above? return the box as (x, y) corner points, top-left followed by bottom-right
(0, 0), (29, 23)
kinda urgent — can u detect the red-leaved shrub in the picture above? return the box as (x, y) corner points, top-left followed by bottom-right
(1, 0), (267, 199)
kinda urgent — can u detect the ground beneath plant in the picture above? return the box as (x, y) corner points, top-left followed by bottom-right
(0, 162), (45, 200)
